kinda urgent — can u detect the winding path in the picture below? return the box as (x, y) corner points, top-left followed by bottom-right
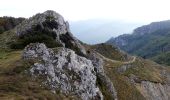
(96, 52), (136, 64)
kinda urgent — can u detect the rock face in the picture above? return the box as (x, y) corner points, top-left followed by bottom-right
(117, 64), (132, 73)
(15, 10), (68, 36)
(23, 43), (103, 100)
(136, 81), (170, 100)
(15, 10), (86, 55)
(89, 53), (118, 100)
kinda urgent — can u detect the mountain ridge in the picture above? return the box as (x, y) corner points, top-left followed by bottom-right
(1, 10), (170, 100)
(106, 20), (170, 66)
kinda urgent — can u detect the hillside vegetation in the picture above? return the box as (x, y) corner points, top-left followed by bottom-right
(107, 20), (170, 66)
(0, 17), (25, 34)
(0, 49), (78, 100)
(88, 43), (132, 61)
(88, 43), (170, 100)
(1, 10), (170, 100)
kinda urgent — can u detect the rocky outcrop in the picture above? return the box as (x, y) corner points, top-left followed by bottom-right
(136, 81), (170, 100)
(89, 52), (118, 100)
(15, 10), (68, 36)
(23, 43), (103, 100)
(15, 10), (86, 55)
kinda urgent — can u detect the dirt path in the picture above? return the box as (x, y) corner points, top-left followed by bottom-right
(96, 52), (136, 64)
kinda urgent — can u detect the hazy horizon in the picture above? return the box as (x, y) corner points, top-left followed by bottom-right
(1, 0), (170, 22)
(1, 0), (170, 44)
(70, 19), (144, 44)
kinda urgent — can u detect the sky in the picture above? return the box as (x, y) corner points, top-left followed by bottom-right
(1, 0), (170, 44)
(1, 0), (170, 23)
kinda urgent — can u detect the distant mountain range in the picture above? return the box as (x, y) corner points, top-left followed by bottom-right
(107, 20), (170, 66)
(70, 19), (142, 44)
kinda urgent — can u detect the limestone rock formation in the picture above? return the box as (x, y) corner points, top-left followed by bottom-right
(15, 10), (86, 55)
(89, 53), (118, 100)
(136, 81), (170, 100)
(15, 10), (68, 36)
(23, 43), (103, 100)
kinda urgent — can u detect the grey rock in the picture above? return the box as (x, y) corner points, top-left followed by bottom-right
(15, 10), (86, 55)
(15, 10), (67, 36)
(89, 52), (118, 100)
(23, 43), (103, 100)
(117, 64), (132, 73)
(138, 81), (170, 100)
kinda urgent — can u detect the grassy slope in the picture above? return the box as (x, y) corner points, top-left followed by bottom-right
(87, 43), (132, 61)
(0, 30), (17, 49)
(103, 57), (145, 100)
(0, 49), (77, 100)
(151, 51), (170, 66)
(103, 57), (168, 100)
(0, 29), (169, 100)
(90, 44), (169, 100)
(0, 43), (169, 100)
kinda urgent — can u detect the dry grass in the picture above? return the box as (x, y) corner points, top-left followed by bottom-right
(123, 58), (164, 83)
(103, 59), (145, 100)
(102, 55), (168, 100)
(0, 30), (17, 49)
(87, 43), (131, 61)
(0, 49), (78, 100)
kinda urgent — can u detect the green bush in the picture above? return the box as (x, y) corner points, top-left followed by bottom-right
(0, 26), (5, 34)
(10, 23), (61, 49)
(0, 17), (25, 34)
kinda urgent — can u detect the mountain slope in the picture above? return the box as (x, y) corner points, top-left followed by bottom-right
(107, 20), (170, 66)
(1, 10), (170, 100)
(0, 10), (108, 100)
(0, 10), (86, 56)
(87, 43), (170, 100)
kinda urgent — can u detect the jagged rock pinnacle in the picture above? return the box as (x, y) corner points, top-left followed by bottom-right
(14, 10), (86, 55)
(15, 10), (69, 36)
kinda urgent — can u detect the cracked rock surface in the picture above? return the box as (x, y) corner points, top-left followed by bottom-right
(23, 43), (103, 100)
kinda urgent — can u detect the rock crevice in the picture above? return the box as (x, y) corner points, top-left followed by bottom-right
(23, 43), (103, 100)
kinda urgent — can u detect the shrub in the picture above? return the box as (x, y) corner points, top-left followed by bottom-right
(0, 17), (25, 34)
(0, 26), (5, 34)
(10, 23), (61, 49)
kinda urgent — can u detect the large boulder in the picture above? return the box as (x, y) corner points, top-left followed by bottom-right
(23, 43), (103, 100)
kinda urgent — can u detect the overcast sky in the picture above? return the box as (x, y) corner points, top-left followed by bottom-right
(1, 0), (170, 23)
